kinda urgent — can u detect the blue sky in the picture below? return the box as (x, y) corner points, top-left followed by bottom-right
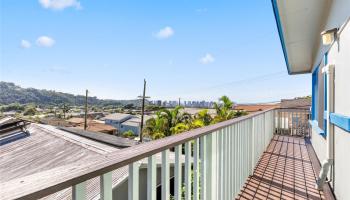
(0, 0), (310, 103)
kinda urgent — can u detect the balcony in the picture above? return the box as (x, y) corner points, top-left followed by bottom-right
(0, 108), (335, 200)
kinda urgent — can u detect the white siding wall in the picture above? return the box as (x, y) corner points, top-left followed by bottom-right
(312, 16), (350, 200)
(327, 19), (350, 200)
(312, 0), (350, 72)
(311, 129), (326, 164)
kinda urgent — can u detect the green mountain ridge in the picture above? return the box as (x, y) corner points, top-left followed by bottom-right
(0, 82), (142, 107)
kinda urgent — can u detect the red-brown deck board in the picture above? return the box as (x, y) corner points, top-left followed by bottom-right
(236, 135), (329, 200)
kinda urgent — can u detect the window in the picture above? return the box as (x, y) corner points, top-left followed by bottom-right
(311, 53), (328, 137)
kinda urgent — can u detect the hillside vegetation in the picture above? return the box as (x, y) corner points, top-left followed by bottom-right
(0, 82), (141, 107)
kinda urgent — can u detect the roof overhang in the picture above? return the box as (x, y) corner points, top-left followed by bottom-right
(271, 0), (330, 74)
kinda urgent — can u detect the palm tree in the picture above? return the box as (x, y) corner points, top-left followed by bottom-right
(212, 95), (235, 123)
(194, 109), (212, 126)
(144, 106), (193, 138)
(143, 111), (168, 139)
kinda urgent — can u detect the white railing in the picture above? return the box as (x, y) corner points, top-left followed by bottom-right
(1, 109), (276, 200)
(275, 108), (311, 137)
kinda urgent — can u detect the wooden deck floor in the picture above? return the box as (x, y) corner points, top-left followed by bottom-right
(236, 135), (328, 200)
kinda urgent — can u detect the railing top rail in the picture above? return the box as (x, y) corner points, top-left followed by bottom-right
(0, 108), (275, 200)
(277, 107), (310, 111)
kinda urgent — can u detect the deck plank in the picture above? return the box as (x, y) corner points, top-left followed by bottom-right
(236, 135), (331, 200)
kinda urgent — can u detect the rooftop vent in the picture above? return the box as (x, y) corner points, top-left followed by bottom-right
(0, 118), (31, 146)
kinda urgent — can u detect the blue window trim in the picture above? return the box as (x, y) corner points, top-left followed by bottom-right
(330, 113), (350, 132)
(311, 67), (319, 120)
(309, 120), (326, 136)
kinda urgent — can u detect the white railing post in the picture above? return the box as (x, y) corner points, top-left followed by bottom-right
(184, 141), (192, 200)
(218, 129), (224, 200)
(223, 128), (227, 200)
(161, 150), (170, 200)
(174, 145), (182, 200)
(100, 172), (112, 200)
(207, 133), (217, 200)
(233, 123), (238, 196)
(73, 181), (86, 200)
(200, 135), (207, 200)
(128, 162), (139, 200)
(225, 126), (233, 199)
(193, 138), (200, 200)
(251, 117), (255, 173)
(147, 155), (156, 200)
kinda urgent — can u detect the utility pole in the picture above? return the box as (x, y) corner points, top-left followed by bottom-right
(63, 104), (66, 119)
(84, 89), (88, 131)
(138, 79), (150, 143)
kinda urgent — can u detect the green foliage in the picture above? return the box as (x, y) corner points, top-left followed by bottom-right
(123, 103), (135, 109)
(0, 82), (144, 108)
(212, 95), (236, 123)
(0, 103), (25, 112)
(171, 123), (190, 134)
(144, 95), (248, 140)
(194, 109), (212, 126)
(122, 130), (135, 138)
(23, 106), (36, 116)
(145, 105), (163, 111)
(233, 110), (248, 117)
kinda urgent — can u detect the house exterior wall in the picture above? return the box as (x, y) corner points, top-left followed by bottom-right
(120, 124), (140, 135)
(327, 19), (350, 200)
(105, 116), (133, 133)
(311, 15), (350, 200)
(311, 128), (327, 164)
(311, 0), (350, 73)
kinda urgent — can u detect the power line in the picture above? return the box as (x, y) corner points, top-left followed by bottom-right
(162, 71), (287, 97)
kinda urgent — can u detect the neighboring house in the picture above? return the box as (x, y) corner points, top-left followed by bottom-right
(102, 113), (133, 133)
(68, 112), (105, 119)
(77, 122), (117, 135)
(120, 115), (153, 136)
(280, 97), (311, 109)
(40, 116), (70, 127)
(66, 117), (117, 134)
(233, 103), (280, 113)
(0, 122), (183, 200)
(120, 117), (141, 135)
(66, 117), (86, 126)
(273, 1), (350, 199)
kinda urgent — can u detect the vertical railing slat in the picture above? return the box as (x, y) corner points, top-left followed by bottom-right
(193, 139), (200, 200)
(185, 141), (191, 200)
(72, 181), (86, 200)
(162, 150), (170, 200)
(207, 133), (217, 200)
(219, 129), (224, 200)
(147, 155), (156, 200)
(174, 145), (182, 200)
(200, 135), (207, 200)
(100, 172), (112, 200)
(128, 162), (139, 200)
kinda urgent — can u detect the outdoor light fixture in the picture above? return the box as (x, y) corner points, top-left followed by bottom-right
(321, 28), (338, 45)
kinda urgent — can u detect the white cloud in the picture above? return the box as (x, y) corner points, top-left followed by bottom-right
(196, 8), (208, 13)
(39, 0), (81, 10)
(20, 40), (31, 48)
(36, 36), (55, 47)
(155, 26), (174, 39)
(199, 53), (215, 64)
